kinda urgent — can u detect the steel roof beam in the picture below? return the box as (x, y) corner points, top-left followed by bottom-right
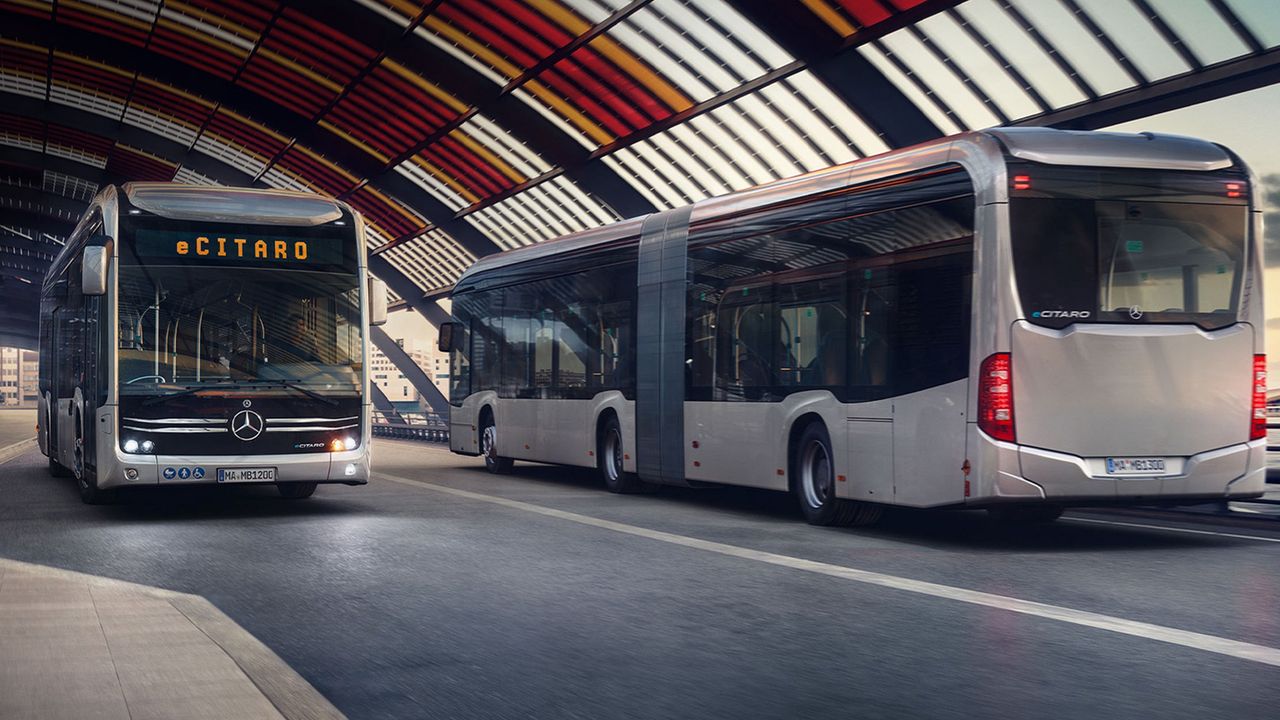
(1, 14), (502, 259)
(1026, 47), (1280, 130)
(726, 0), (951, 148)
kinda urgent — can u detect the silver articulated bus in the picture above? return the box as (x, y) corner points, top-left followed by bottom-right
(37, 184), (388, 503)
(441, 128), (1266, 525)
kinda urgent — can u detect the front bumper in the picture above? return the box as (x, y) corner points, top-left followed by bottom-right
(970, 432), (1266, 505)
(100, 446), (371, 489)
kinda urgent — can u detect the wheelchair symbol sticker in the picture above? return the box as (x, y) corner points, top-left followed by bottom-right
(163, 467), (176, 480)
(178, 467), (191, 479)
(192, 467), (205, 479)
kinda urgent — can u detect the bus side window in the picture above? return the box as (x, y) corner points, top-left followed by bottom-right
(850, 274), (895, 400)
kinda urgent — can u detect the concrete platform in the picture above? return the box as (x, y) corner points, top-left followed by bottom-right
(0, 558), (343, 720)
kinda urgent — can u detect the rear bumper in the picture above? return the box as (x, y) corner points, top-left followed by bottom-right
(971, 434), (1266, 505)
(99, 445), (371, 489)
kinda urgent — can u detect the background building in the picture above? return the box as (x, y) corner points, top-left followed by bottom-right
(0, 348), (38, 408)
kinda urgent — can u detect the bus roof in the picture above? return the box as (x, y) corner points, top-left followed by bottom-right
(122, 183), (347, 226)
(454, 127), (1239, 292)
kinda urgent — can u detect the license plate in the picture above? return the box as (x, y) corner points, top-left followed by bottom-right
(1105, 457), (1166, 475)
(217, 467), (277, 483)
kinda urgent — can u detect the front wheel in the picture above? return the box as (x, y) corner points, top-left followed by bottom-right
(278, 482), (317, 499)
(598, 415), (656, 494)
(480, 416), (514, 474)
(793, 423), (882, 527)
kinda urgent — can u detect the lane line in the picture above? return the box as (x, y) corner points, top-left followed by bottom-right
(1064, 516), (1280, 544)
(379, 471), (1280, 669)
(0, 437), (36, 466)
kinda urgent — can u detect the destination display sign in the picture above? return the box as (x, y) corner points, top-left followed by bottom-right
(129, 229), (350, 270)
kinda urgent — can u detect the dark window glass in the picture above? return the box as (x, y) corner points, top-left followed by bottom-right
(776, 275), (847, 388)
(1011, 199), (1245, 329)
(686, 171), (975, 403)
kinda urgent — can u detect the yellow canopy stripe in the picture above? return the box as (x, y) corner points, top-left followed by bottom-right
(410, 154), (481, 206)
(802, 0), (857, 38)
(449, 128), (526, 184)
(522, 79), (613, 146)
(318, 120), (390, 164)
(380, 59), (469, 114)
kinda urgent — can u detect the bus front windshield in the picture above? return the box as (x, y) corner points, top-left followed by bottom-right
(118, 224), (361, 398)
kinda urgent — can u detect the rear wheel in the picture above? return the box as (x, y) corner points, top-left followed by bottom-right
(988, 505), (1064, 524)
(480, 414), (514, 474)
(794, 423), (882, 527)
(598, 415), (656, 494)
(278, 482), (317, 499)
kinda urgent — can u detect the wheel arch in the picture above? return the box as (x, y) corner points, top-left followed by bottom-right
(786, 412), (827, 492)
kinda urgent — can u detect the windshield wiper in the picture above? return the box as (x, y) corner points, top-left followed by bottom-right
(270, 379), (339, 406)
(139, 379), (340, 407)
(139, 380), (241, 407)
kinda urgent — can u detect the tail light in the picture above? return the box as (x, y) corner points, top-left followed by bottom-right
(1251, 354), (1267, 441)
(978, 353), (1015, 443)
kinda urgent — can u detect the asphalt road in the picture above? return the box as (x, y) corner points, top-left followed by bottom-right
(1, 438), (1278, 719)
(0, 408), (35, 449)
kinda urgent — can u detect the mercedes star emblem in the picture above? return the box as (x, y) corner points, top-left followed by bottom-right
(1129, 305), (1144, 320)
(230, 410), (264, 441)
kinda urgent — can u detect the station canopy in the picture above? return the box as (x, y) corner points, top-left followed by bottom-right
(1, 0), (1278, 346)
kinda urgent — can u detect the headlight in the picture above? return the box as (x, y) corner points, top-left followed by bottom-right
(140, 440), (154, 453)
(343, 437), (357, 451)
(123, 439), (139, 453)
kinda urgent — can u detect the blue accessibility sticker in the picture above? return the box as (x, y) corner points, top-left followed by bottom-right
(162, 467), (176, 480)
(178, 467), (191, 479)
(192, 467), (205, 479)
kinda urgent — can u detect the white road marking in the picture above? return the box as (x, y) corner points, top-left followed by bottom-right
(380, 471), (1280, 669)
(0, 437), (36, 466)
(1064, 516), (1280, 544)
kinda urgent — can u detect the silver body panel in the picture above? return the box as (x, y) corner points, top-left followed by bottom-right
(450, 128), (1265, 508)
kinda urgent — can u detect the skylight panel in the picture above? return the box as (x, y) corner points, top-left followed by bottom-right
(1147, 0), (1249, 64)
(858, 43), (963, 136)
(1008, 0), (1131, 96)
(877, 30), (1000, 130)
(952, 0), (1087, 110)
(916, 13), (1041, 121)
(1072, 0), (1191, 81)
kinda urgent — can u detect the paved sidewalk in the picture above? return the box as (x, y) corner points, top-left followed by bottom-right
(0, 559), (343, 720)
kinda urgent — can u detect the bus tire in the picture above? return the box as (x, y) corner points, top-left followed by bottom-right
(598, 414), (656, 494)
(794, 422), (882, 527)
(987, 505), (1063, 524)
(48, 456), (71, 478)
(480, 414), (514, 474)
(278, 482), (317, 499)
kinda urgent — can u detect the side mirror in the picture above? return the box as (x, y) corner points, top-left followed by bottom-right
(369, 277), (388, 326)
(438, 322), (458, 353)
(81, 238), (112, 296)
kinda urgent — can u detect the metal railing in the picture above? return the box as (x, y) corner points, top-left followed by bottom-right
(371, 410), (450, 443)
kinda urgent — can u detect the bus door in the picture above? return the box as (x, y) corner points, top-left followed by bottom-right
(858, 245), (973, 507)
